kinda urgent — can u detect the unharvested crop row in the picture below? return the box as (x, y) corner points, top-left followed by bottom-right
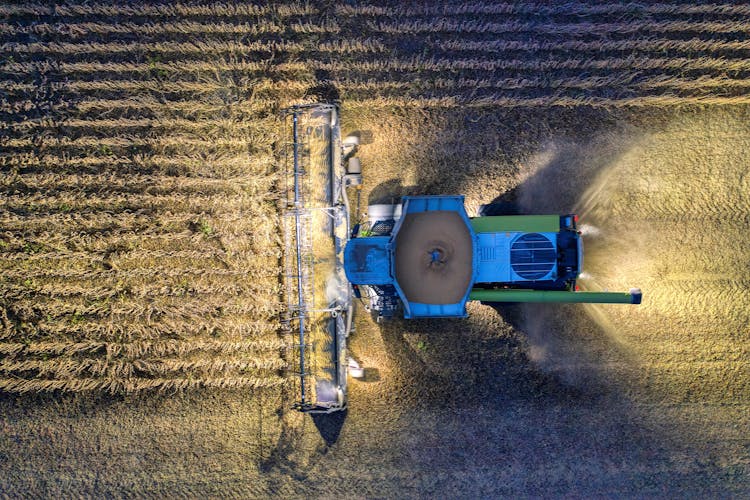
(4, 57), (748, 101)
(4, 37), (747, 65)
(1, 319), (283, 347)
(0, 20), (289, 37)
(0, 358), (137, 378)
(0, 211), (205, 235)
(336, 2), (750, 17)
(17, 315), (280, 340)
(301, 48), (750, 74)
(5, 339), (286, 358)
(3, 316), (281, 344)
(6, 51), (748, 84)
(345, 94), (750, 109)
(0, 267), (263, 282)
(368, 18), (750, 35)
(256, 75), (750, 96)
(132, 356), (286, 375)
(436, 37), (750, 54)
(0, 375), (289, 394)
(2, 275), (267, 304)
(6, 297), (281, 332)
(4, 277), (276, 301)
(9, 116), (276, 136)
(0, 258), (246, 284)
(1, 59), (297, 77)
(2, 136), (269, 154)
(0, 356), (283, 381)
(2, 356), (285, 380)
(0, 2), (314, 18)
(2, 80), (263, 98)
(71, 99), (273, 120)
(0, 210), (276, 242)
(1, 222), (278, 253)
(8, 73), (747, 113)
(412, 55), (750, 73)
(2, 152), (273, 181)
(0, 38), (386, 59)
(1, 40), (304, 55)
(2, 185), (273, 210)
(4, 172), (261, 196)
(1, 226), (277, 259)
(0, 19), (352, 38)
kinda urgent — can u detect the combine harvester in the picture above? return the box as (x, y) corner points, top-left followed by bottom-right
(281, 104), (641, 413)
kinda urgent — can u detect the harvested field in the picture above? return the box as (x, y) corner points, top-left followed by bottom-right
(1, 1), (749, 497)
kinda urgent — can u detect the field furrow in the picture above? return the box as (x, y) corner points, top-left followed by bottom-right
(343, 95), (750, 108)
(0, 40), (305, 55)
(3, 172), (260, 195)
(0, 339), (286, 357)
(336, 3), (750, 17)
(15, 317), (280, 341)
(0, 3), (314, 18)
(0, 20), (288, 37)
(8, 75), (749, 106)
(367, 19), (750, 35)
(0, 375), (289, 393)
(432, 38), (750, 54)
(1, 157), (274, 182)
(8, 52), (749, 81)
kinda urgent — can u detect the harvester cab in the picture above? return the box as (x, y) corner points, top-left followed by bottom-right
(281, 104), (641, 413)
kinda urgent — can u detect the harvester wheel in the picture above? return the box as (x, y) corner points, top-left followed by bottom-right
(343, 135), (359, 160)
(343, 135), (360, 147)
(348, 358), (365, 379)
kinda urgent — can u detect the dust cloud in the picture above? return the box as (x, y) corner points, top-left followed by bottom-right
(515, 110), (750, 405)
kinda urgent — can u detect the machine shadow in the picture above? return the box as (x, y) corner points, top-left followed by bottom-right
(367, 178), (410, 205)
(410, 107), (635, 213)
(303, 70), (340, 103)
(311, 410), (347, 447)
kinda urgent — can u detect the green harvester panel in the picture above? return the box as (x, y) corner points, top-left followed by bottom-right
(470, 215), (560, 234)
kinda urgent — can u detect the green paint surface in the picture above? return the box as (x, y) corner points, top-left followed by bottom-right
(469, 288), (639, 304)
(470, 215), (560, 233)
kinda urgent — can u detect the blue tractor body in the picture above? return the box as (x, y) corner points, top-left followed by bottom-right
(345, 195), (638, 321)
